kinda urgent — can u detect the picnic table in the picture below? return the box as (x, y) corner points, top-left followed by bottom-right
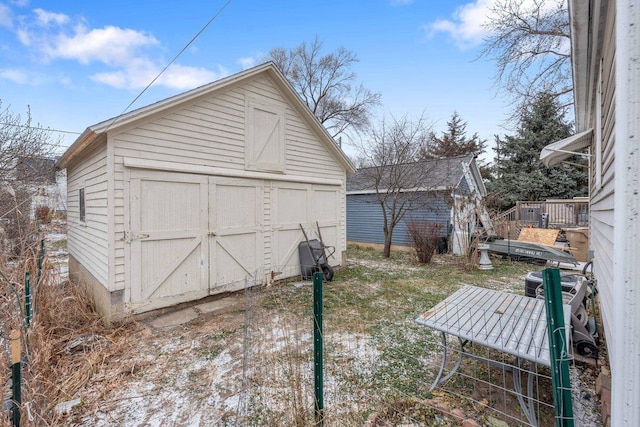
(415, 285), (571, 426)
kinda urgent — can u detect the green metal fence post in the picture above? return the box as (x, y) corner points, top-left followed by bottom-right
(37, 239), (44, 286)
(313, 271), (324, 426)
(35, 239), (45, 318)
(543, 268), (574, 427)
(24, 271), (31, 327)
(10, 330), (21, 427)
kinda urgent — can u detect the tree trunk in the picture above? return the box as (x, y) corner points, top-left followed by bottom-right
(383, 228), (393, 258)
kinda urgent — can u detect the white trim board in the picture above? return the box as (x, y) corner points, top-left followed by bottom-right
(122, 157), (342, 186)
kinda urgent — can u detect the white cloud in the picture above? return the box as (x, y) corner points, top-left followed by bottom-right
(238, 56), (256, 70)
(0, 3), (13, 28)
(91, 70), (128, 89)
(34, 8), (70, 26)
(16, 28), (30, 44)
(0, 68), (31, 84)
(428, 0), (565, 50)
(11, 8), (226, 91)
(158, 64), (226, 90)
(426, 0), (492, 49)
(91, 60), (227, 90)
(44, 25), (159, 65)
(9, 0), (30, 7)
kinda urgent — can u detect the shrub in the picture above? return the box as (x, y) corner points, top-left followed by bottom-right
(35, 205), (51, 223)
(406, 220), (443, 264)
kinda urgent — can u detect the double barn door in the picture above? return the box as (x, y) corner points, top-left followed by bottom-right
(128, 171), (263, 311)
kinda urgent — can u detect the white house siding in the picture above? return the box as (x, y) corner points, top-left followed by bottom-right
(612, 0), (640, 424)
(590, 0), (616, 357)
(66, 142), (109, 286)
(110, 74), (345, 292)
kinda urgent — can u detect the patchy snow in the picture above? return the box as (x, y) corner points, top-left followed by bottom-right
(45, 232), (66, 243)
(52, 244), (603, 427)
(76, 338), (246, 426)
(349, 258), (423, 274)
(483, 276), (528, 294)
(571, 365), (603, 426)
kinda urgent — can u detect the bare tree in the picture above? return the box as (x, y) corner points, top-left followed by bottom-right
(266, 37), (381, 140)
(480, 0), (572, 115)
(1, 101), (58, 254)
(1, 102), (57, 183)
(354, 115), (445, 258)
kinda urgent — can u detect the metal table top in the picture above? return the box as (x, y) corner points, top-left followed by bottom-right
(415, 285), (570, 367)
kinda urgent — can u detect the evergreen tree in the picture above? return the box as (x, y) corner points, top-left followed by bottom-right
(487, 91), (588, 210)
(423, 111), (486, 159)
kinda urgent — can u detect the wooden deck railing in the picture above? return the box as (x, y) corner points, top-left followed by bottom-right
(493, 199), (589, 239)
(496, 199), (589, 226)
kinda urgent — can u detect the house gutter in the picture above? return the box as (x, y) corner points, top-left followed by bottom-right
(54, 127), (98, 170)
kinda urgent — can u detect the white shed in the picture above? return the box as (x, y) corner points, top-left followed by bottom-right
(56, 62), (355, 319)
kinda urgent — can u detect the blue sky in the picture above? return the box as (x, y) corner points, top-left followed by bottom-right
(0, 0), (513, 160)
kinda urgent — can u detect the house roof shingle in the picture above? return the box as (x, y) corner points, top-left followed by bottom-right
(346, 155), (475, 193)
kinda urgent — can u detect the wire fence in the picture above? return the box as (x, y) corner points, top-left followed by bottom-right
(233, 259), (601, 426)
(236, 264), (390, 426)
(0, 237), (602, 426)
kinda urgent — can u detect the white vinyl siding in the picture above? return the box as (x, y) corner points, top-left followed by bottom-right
(110, 74), (345, 292)
(66, 143), (109, 286)
(590, 0), (616, 353)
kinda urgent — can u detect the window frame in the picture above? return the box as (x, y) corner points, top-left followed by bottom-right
(79, 187), (86, 223)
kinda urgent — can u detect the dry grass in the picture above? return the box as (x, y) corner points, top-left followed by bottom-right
(2, 236), (603, 426)
(1, 235), (137, 426)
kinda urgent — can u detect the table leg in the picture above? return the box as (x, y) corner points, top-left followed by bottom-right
(513, 358), (538, 426)
(430, 333), (465, 391)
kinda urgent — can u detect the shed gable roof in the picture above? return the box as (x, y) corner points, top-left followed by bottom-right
(347, 155), (477, 194)
(56, 62), (355, 173)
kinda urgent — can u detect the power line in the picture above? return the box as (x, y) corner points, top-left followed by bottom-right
(105, 0), (235, 133)
(1, 1), (234, 142)
(0, 122), (81, 135)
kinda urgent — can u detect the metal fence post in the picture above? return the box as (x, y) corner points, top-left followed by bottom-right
(10, 330), (21, 427)
(543, 268), (574, 427)
(313, 271), (324, 426)
(24, 272), (31, 327)
(35, 239), (45, 317)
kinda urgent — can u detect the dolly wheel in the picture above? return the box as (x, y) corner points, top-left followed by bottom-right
(576, 341), (598, 358)
(322, 264), (334, 282)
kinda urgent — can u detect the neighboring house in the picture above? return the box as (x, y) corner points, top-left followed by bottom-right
(540, 1), (639, 424)
(30, 168), (67, 218)
(0, 156), (65, 220)
(346, 155), (489, 255)
(56, 62), (355, 319)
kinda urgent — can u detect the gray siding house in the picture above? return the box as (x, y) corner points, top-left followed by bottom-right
(346, 155), (487, 255)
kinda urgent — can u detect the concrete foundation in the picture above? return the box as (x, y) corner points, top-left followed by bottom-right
(68, 254), (126, 322)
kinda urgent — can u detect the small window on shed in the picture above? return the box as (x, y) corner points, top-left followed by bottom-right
(245, 98), (285, 172)
(79, 188), (86, 222)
